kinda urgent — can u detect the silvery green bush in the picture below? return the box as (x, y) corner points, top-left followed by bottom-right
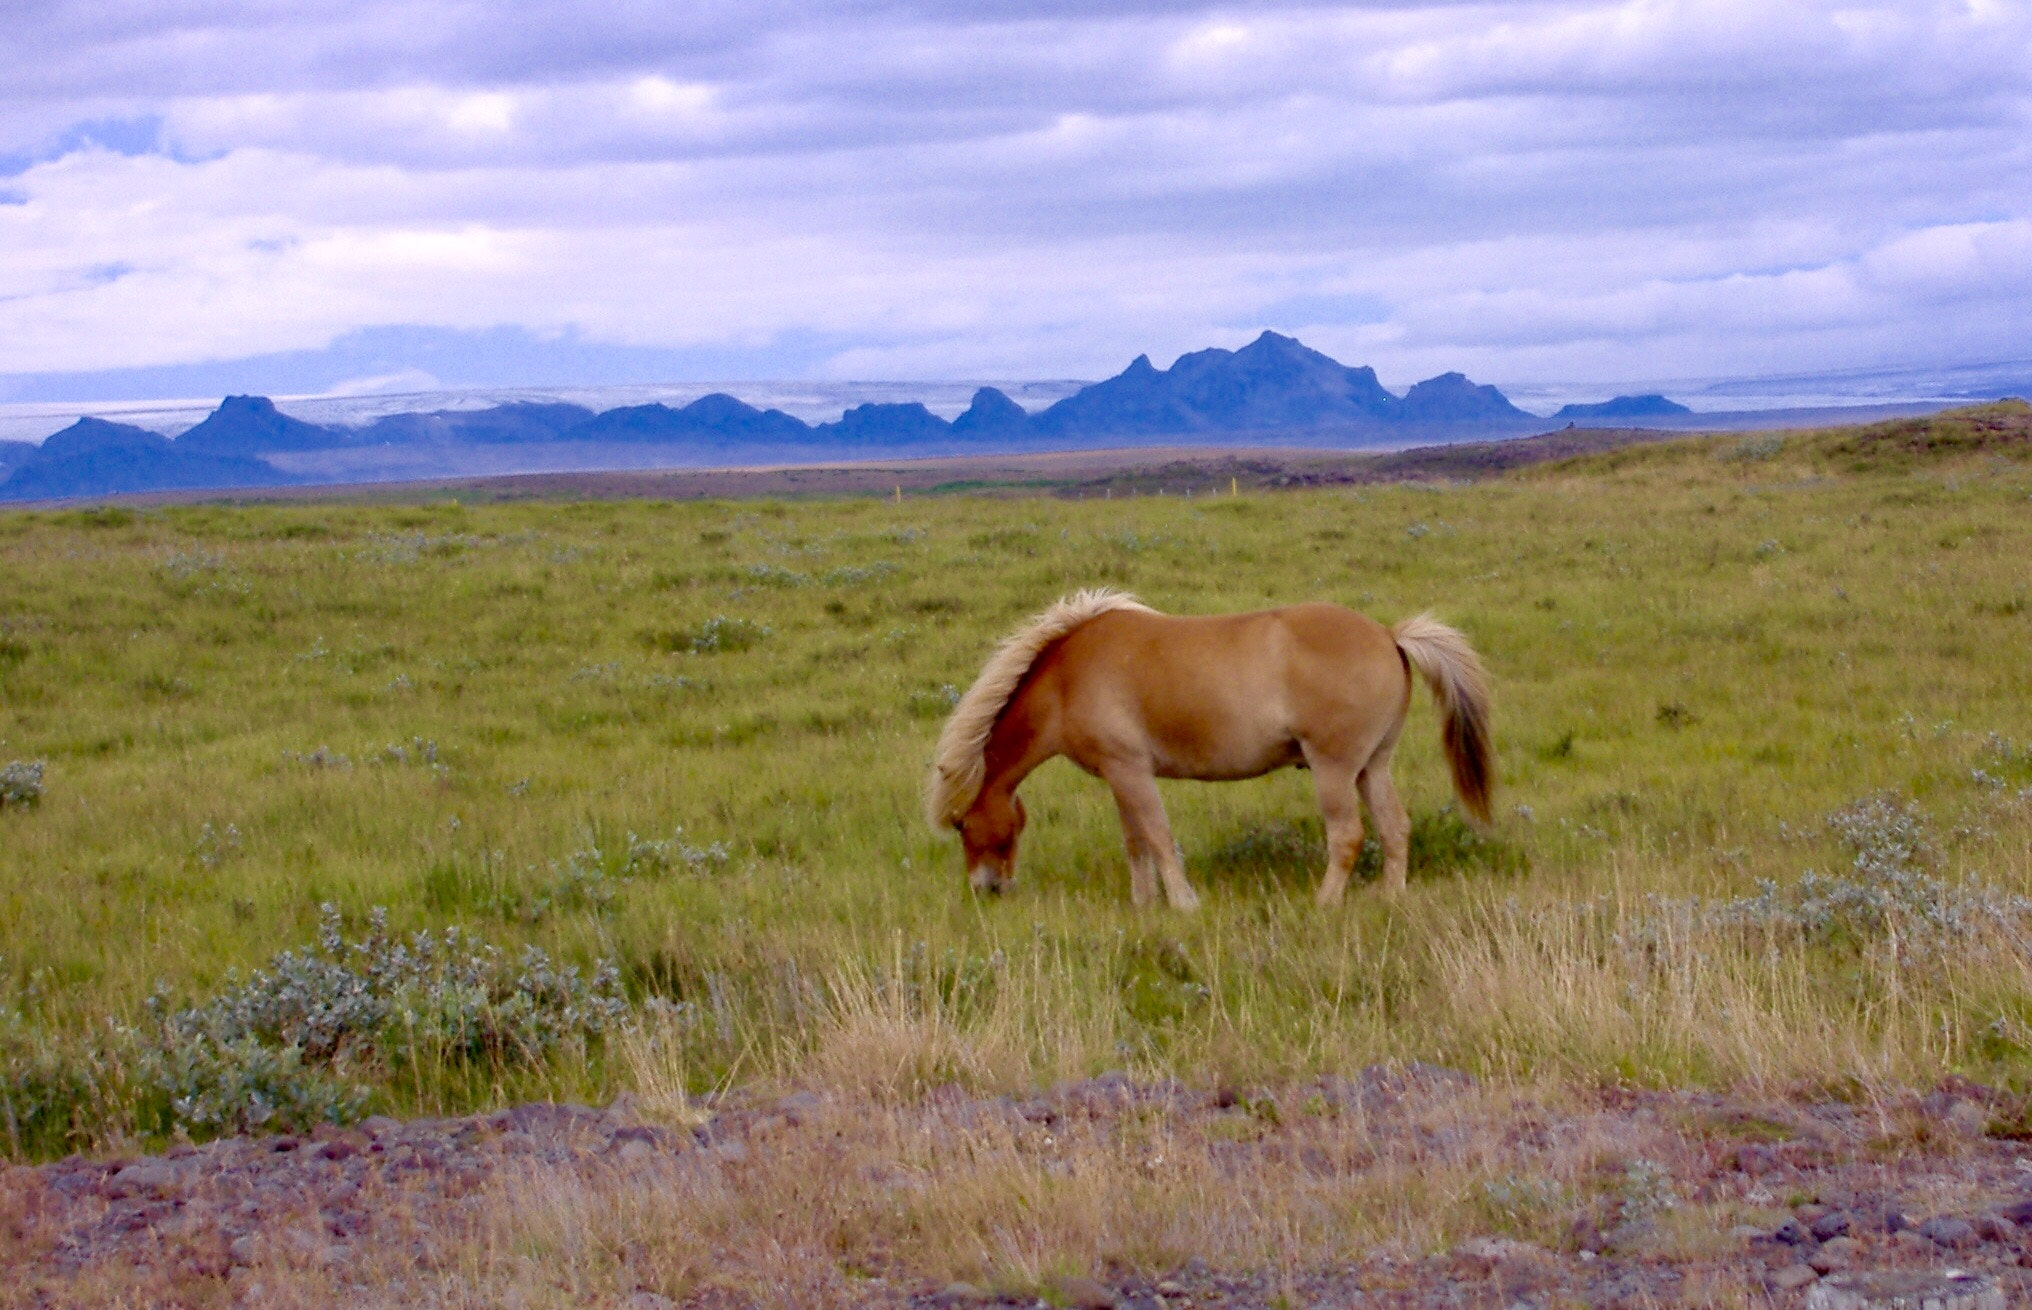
(537, 830), (730, 914)
(683, 615), (769, 653)
(1718, 794), (2031, 950)
(137, 905), (627, 1135)
(141, 1032), (368, 1134)
(0, 761), (43, 808)
(172, 904), (625, 1064)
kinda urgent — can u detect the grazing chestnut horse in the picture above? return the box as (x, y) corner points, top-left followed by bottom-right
(925, 590), (1492, 908)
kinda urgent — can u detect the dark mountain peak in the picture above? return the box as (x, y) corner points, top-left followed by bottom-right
(2, 415), (292, 502)
(1037, 331), (1403, 438)
(820, 402), (950, 445)
(680, 393), (767, 424)
(675, 394), (809, 441)
(177, 395), (347, 453)
(566, 394), (809, 444)
(222, 394), (279, 418)
(360, 401), (595, 445)
(1553, 394), (1692, 420)
(568, 402), (678, 441)
(951, 387), (1030, 437)
(1235, 329), (1323, 362)
(1400, 372), (1529, 423)
(42, 416), (173, 457)
(1173, 330), (1346, 376)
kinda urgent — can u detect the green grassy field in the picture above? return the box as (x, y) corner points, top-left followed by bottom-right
(2, 407), (2030, 1159)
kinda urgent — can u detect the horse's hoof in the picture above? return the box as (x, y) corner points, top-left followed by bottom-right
(1168, 890), (1202, 912)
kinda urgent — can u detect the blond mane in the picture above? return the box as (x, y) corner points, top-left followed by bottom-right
(924, 588), (1155, 828)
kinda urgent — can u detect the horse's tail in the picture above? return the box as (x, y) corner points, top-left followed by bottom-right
(1390, 614), (1493, 825)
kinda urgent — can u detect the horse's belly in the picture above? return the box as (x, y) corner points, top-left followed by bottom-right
(1147, 726), (1302, 781)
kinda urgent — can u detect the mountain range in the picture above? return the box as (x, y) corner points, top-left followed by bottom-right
(1, 333), (1675, 501)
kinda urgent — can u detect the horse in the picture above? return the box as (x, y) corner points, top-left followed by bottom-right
(924, 590), (1492, 908)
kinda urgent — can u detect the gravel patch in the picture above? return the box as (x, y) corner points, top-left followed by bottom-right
(6, 1073), (2032, 1307)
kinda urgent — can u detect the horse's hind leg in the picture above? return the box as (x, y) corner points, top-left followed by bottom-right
(1304, 747), (1365, 906)
(1358, 753), (1412, 895)
(1102, 763), (1201, 911)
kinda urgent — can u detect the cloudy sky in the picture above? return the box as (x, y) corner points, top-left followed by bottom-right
(3, 0), (2030, 400)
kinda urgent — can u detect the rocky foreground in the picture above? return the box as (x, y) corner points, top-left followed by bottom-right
(6, 1070), (2032, 1307)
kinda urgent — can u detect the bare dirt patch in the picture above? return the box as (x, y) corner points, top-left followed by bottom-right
(9, 1072), (2032, 1308)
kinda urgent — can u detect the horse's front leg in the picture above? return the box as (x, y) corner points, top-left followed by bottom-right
(1101, 762), (1201, 911)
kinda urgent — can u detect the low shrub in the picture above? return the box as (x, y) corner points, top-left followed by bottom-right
(0, 761), (43, 808)
(126, 906), (629, 1137)
(647, 615), (770, 654)
(1700, 795), (2030, 954)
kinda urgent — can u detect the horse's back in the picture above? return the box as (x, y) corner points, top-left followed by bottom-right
(1042, 603), (1408, 778)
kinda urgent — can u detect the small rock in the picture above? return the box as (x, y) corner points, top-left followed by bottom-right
(1974, 1212), (2019, 1243)
(1945, 1100), (1991, 1137)
(1458, 1237), (1544, 1264)
(1809, 1237), (1859, 1274)
(1999, 1197), (2032, 1226)
(1797, 1204), (1831, 1225)
(1773, 1218), (1812, 1245)
(711, 1139), (749, 1164)
(1884, 1210), (1911, 1233)
(1772, 1264), (1819, 1292)
(1730, 1225), (1765, 1241)
(106, 1162), (179, 1198)
(616, 1139), (656, 1165)
(1919, 1216), (1977, 1249)
(1154, 1282), (1186, 1297)
(627, 1294), (676, 1310)
(1735, 1143), (1778, 1174)
(1810, 1211), (1851, 1241)
(776, 1090), (823, 1122)
(227, 1235), (258, 1266)
(360, 1116), (401, 1137)
(938, 1283), (985, 1305)
(1890, 1229), (1936, 1257)
(1058, 1276), (1117, 1309)
(610, 1124), (670, 1149)
(1807, 1270), (2004, 1310)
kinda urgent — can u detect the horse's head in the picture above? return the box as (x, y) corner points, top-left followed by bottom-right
(957, 788), (1025, 893)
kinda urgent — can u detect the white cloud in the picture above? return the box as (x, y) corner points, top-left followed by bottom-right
(0, 0), (2029, 389)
